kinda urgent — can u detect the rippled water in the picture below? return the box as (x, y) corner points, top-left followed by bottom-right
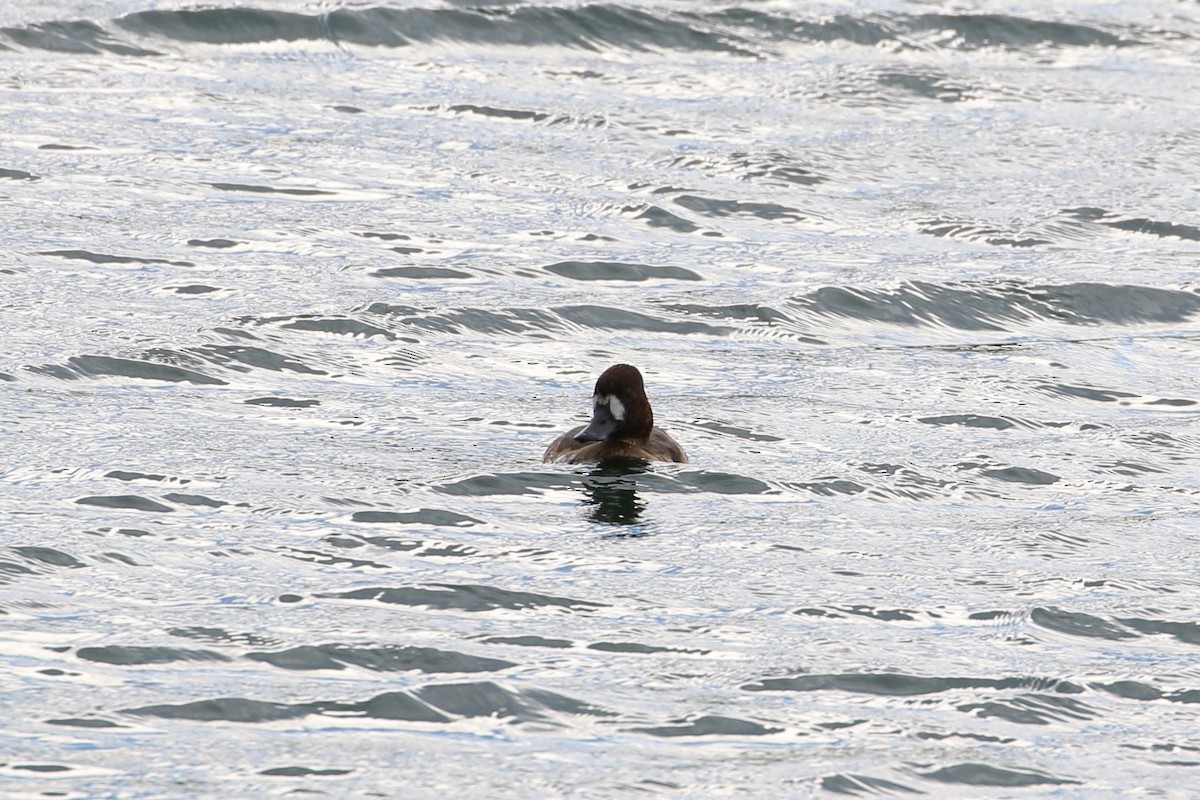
(4, 1), (1200, 797)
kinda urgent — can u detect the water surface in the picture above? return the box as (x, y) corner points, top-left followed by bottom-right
(3, 1), (1200, 797)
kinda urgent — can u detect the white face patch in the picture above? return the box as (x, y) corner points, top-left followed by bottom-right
(593, 393), (626, 421)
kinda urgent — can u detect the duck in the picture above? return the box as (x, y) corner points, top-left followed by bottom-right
(543, 364), (687, 464)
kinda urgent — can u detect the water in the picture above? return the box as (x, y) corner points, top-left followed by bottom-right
(3, 1), (1200, 797)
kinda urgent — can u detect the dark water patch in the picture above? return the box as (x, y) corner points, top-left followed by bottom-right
(693, 420), (785, 443)
(553, 304), (732, 335)
(117, 8), (321, 44)
(358, 231), (411, 242)
(0, 20), (157, 55)
(105, 470), (171, 483)
(245, 644), (513, 673)
(413, 542), (478, 559)
(1039, 383), (1139, 403)
(374, 266), (472, 280)
(587, 641), (706, 655)
(919, 414), (1017, 431)
(660, 302), (795, 327)
(169, 284), (222, 295)
(213, 326), (260, 341)
(9, 546), (86, 569)
(45, 718), (124, 728)
(1065, 207), (1200, 241)
(1118, 617), (1200, 646)
(126, 697), (310, 723)
(921, 762), (1079, 786)
(187, 238), (239, 248)
(674, 194), (810, 224)
(911, 13), (1127, 49)
(632, 715), (782, 737)
(1094, 681), (1163, 701)
(917, 730), (1014, 744)
(77, 646), (231, 665)
(0, 371), (15, 381)
(438, 471), (579, 497)
(1125, 431), (1200, 460)
(1147, 397), (1197, 407)
(834, 605), (920, 622)
(958, 693), (1098, 725)
(281, 544), (392, 571)
(919, 218), (1050, 247)
(351, 509), (482, 527)
(106, 528), (152, 538)
(327, 535), (420, 554)
(789, 478), (868, 497)
(1165, 690), (1200, 705)
(482, 635), (573, 649)
(441, 103), (552, 123)
(414, 682), (546, 721)
(1037, 283), (1200, 323)
(96, 551), (141, 567)
(207, 182), (334, 196)
(791, 281), (1200, 331)
(244, 396), (319, 408)
(31, 354), (225, 386)
(703, 9), (1130, 51)
(744, 672), (1080, 696)
(8, 7), (1129, 56)
(454, 467), (769, 501)
(978, 465), (1060, 485)
(365, 302), (558, 337)
(0, 168), (37, 180)
(111, 5), (760, 55)
(801, 478), (903, 502)
(675, 470), (772, 495)
(10, 764), (71, 773)
(319, 584), (607, 613)
(77, 495), (174, 513)
(261, 766), (351, 777)
(415, 682), (615, 721)
(37, 249), (193, 267)
(544, 260), (702, 282)
(796, 284), (1008, 330)
(190, 343), (325, 375)
(325, 691), (450, 722)
(162, 493), (228, 508)
(280, 316), (396, 340)
(168, 626), (279, 648)
(821, 773), (923, 795)
(1032, 607), (1137, 640)
(627, 204), (706, 234)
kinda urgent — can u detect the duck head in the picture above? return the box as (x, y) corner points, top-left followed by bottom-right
(575, 364), (654, 444)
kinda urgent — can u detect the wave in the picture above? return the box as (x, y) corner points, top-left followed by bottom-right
(787, 281), (1200, 332)
(0, 5), (1142, 56)
(14, 280), (1200, 390)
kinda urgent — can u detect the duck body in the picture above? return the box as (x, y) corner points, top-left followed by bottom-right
(543, 364), (686, 464)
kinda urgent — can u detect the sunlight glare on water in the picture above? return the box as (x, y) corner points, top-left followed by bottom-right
(3, 1), (1200, 797)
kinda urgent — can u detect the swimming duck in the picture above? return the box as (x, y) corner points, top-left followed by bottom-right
(543, 364), (686, 464)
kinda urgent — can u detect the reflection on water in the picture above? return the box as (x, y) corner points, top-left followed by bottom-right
(580, 460), (649, 526)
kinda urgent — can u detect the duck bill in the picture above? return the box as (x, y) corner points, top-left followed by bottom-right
(575, 403), (619, 442)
